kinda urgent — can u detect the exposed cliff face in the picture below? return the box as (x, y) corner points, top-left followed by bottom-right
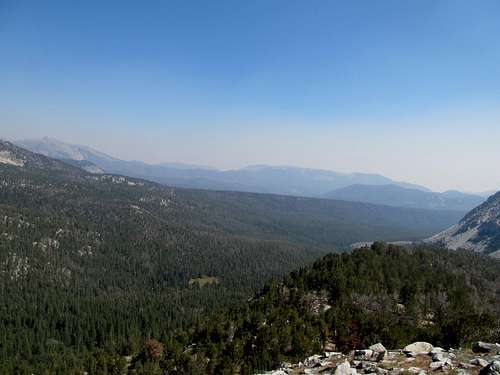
(0, 140), (79, 172)
(428, 192), (500, 257)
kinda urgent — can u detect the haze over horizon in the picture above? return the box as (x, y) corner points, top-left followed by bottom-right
(3, 3), (500, 372)
(2, 1), (500, 192)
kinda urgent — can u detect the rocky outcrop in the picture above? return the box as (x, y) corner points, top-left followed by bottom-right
(428, 191), (500, 256)
(370, 343), (388, 361)
(403, 342), (434, 357)
(480, 361), (500, 375)
(258, 341), (500, 375)
(335, 360), (357, 375)
(473, 342), (500, 354)
(354, 343), (387, 362)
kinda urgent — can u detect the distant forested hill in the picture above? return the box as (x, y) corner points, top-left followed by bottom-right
(324, 184), (484, 212)
(173, 189), (464, 248)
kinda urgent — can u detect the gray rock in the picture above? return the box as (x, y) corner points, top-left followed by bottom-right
(479, 361), (500, 375)
(325, 351), (342, 358)
(320, 360), (336, 369)
(355, 361), (387, 374)
(459, 362), (476, 369)
(471, 358), (490, 367)
(473, 342), (500, 354)
(386, 351), (399, 360)
(355, 349), (374, 361)
(370, 343), (388, 361)
(304, 355), (322, 367)
(279, 361), (292, 369)
(429, 347), (444, 355)
(431, 352), (446, 362)
(429, 346), (446, 356)
(429, 359), (453, 371)
(354, 361), (367, 369)
(335, 360), (357, 375)
(429, 361), (443, 370)
(403, 342), (434, 357)
(406, 367), (424, 374)
(408, 367), (422, 374)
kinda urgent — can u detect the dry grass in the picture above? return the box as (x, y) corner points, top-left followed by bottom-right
(188, 276), (219, 287)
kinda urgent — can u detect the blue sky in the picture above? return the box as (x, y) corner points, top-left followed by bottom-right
(1, 0), (500, 191)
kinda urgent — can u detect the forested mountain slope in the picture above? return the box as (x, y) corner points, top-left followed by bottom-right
(2, 141), (462, 249)
(172, 189), (466, 248)
(0, 141), (472, 373)
(325, 184), (484, 212)
(0, 141), (326, 373)
(157, 243), (500, 374)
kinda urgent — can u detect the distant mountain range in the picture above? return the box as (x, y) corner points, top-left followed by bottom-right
(325, 184), (485, 212)
(16, 137), (485, 212)
(1, 140), (463, 249)
(428, 191), (500, 257)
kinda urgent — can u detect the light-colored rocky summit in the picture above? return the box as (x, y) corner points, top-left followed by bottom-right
(427, 191), (500, 257)
(257, 341), (500, 375)
(0, 150), (25, 167)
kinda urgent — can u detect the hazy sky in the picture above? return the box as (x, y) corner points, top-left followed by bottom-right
(1, 0), (500, 192)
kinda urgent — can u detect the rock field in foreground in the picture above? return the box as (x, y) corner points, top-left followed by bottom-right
(258, 341), (500, 375)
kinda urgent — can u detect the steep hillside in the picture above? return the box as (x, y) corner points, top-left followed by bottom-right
(0, 140), (326, 373)
(16, 137), (117, 163)
(132, 243), (500, 374)
(60, 158), (105, 173)
(325, 184), (484, 212)
(0, 139), (328, 288)
(428, 191), (500, 257)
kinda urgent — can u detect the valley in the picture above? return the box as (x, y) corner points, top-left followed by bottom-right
(3, 3), (500, 373)
(0, 141), (477, 373)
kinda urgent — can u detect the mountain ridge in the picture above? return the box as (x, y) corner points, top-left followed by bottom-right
(16, 137), (438, 198)
(325, 184), (485, 212)
(1, 140), (463, 249)
(428, 191), (500, 257)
